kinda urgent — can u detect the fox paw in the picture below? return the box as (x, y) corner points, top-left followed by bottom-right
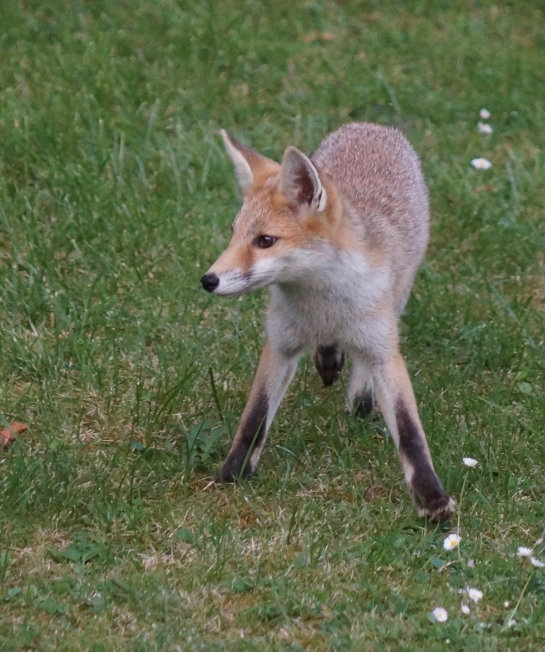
(355, 389), (376, 419)
(214, 463), (253, 484)
(416, 493), (456, 523)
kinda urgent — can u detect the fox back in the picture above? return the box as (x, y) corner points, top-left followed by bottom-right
(311, 123), (429, 314)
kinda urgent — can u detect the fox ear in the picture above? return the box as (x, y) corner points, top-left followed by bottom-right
(280, 147), (327, 212)
(221, 130), (278, 193)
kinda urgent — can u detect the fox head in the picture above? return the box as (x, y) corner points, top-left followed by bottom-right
(201, 130), (342, 296)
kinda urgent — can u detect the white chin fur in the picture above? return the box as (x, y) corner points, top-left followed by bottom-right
(214, 259), (278, 296)
(214, 272), (258, 296)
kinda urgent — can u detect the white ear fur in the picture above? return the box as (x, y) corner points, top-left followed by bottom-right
(280, 147), (327, 212)
(221, 130), (254, 191)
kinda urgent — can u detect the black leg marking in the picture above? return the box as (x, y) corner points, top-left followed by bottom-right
(314, 345), (345, 387)
(396, 399), (453, 522)
(216, 389), (268, 482)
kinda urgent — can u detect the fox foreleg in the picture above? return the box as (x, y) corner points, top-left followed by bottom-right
(371, 353), (455, 522)
(216, 342), (299, 482)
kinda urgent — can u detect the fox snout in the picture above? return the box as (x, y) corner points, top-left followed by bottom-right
(200, 261), (262, 297)
(201, 244), (251, 296)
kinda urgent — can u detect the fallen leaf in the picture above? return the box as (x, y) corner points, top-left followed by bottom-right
(475, 184), (494, 193)
(302, 31), (319, 43)
(302, 31), (336, 43)
(1, 421), (27, 449)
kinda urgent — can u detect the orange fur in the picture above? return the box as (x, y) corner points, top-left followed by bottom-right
(209, 162), (363, 279)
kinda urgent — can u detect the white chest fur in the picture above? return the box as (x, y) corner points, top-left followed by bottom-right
(266, 250), (391, 355)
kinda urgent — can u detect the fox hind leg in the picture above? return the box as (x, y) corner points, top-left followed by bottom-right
(346, 358), (375, 418)
(371, 353), (455, 523)
(314, 345), (345, 387)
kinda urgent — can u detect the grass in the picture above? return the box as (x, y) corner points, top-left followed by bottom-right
(1, 0), (545, 649)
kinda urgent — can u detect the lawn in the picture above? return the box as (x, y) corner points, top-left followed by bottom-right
(1, 1), (545, 650)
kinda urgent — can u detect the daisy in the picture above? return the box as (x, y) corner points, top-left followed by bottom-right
(467, 587), (483, 603)
(461, 604), (470, 615)
(477, 122), (493, 134)
(463, 457), (478, 467)
(517, 546), (533, 557)
(432, 607), (448, 623)
(444, 533), (461, 551)
(471, 158), (492, 170)
(480, 108), (491, 119)
(530, 557), (545, 568)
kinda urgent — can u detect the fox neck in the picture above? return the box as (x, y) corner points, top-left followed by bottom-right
(273, 244), (383, 302)
(277, 197), (374, 294)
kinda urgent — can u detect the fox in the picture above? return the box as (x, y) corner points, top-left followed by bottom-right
(200, 122), (455, 523)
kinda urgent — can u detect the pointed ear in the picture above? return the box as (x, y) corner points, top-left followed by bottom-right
(280, 147), (327, 212)
(221, 130), (278, 193)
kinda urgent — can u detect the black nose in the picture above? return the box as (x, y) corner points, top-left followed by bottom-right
(201, 273), (219, 293)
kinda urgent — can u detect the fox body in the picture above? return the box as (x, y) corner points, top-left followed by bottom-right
(201, 122), (454, 522)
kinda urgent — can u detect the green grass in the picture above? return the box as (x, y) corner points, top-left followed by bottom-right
(1, 0), (545, 649)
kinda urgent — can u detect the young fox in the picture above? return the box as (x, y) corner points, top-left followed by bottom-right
(201, 123), (455, 522)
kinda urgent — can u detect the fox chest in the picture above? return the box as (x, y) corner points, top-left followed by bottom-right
(267, 280), (386, 353)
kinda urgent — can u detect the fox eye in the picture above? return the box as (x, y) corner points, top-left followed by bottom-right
(255, 235), (277, 249)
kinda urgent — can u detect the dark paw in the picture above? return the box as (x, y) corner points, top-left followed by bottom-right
(314, 345), (345, 387)
(214, 460), (253, 484)
(415, 491), (456, 523)
(354, 389), (375, 419)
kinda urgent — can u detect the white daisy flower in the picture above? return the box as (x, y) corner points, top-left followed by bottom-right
(517, 546), (533, 557)
(504, 601), (510, 608)
(480, 108), (491, 119)
(463, 457), (478, 467)
(471, 158), (492, 170)
(467, 587), (483, 603)
(461, 604), (470, 615)
(444, 533), (462, 550)
(432, 607), (448, 623)
(477, 122), (493, 134)
(530, 557), (545, 568)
